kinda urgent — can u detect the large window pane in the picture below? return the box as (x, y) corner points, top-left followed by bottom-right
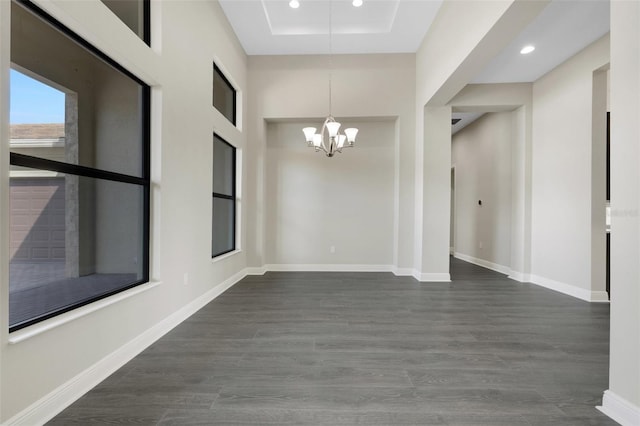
(8, 0), (150, 332)
(11, 1), (145, 178)
(10, 69), (65, 124)
(213, 65), (236, 125)
(9, 173), (146, 330)
(213, 135), (234, 196)
(212, 134), (236, 258)
(212, 197), (235, 257)
(100, 0), (149, 44)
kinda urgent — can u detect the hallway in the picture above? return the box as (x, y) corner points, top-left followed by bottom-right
(49, 259), (615, 425)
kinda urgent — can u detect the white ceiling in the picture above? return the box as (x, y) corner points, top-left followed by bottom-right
(221, 0), (610, 84)
(472, 0), (610, 83)
(219, 0), (610, 133)
(218, 0), (443, 55)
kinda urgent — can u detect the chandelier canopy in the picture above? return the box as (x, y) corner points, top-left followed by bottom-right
(301, 0), (359, 157)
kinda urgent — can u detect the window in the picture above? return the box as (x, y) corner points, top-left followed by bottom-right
(8, 0), (150, 332)
(212, 134), (236, 257)
(100, 0), (150, 45)
(213, 64), (237, 125)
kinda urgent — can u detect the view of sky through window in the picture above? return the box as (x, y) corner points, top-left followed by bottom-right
(10, 69), (65, 124)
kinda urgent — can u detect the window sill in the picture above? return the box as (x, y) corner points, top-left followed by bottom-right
(8, 281), (162, 344)
(212, 249), (241, 263)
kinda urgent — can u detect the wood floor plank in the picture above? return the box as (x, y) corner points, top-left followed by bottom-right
(48, 258), (612, 425)
(213, 386), (565, 415)
(158, 408), (447, 425)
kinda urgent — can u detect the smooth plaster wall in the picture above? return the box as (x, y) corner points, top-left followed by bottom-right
(416, 0), (515, 106)
(0, 0), (248, 421)
(449, 83), (534, 281)
(413, 0), (545, 279)
(452, 112), (512, 269)
(247, 54), (416, 272)
(265, 120), (395, 266)
(531, 35), (609, 293)
(608, 0), (640, 412)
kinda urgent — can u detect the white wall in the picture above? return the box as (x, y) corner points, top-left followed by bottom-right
(414, 0), (547, 280)
(0, 1), (634, 424)
(449, 83), (533, 281)
(0, 0), (248, 422)
(602, 0), (640, 421)
(265, 120), (395, 267)
(452, 112), (512, 271)
(531, 35), (609, 297)
(247, 54), (416, 273)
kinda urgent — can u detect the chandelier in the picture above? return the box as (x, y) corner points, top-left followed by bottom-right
(301, 0), (358, 157)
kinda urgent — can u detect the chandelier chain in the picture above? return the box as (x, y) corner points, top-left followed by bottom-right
(300, 0), (358, 157)
(328, 0), (333, 116)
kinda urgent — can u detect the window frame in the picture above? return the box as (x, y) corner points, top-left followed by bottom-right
(8, 0), (151, 333)
(212, 134), (237, 258)
(99, 0), (150, 45)
(143, 0), (150, 46)
(213, 63), (237, 126)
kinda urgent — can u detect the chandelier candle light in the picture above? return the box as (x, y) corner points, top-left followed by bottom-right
(302, 0), (358, 157)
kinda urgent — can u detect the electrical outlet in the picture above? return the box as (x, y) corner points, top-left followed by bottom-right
(479, 241), (483, 249)
(330, 246), (336, 254)
(183, 272), (189, 286)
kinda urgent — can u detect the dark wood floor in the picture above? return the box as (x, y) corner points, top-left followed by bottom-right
(49, 258), (616, 425)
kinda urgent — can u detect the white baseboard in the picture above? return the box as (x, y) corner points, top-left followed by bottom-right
(252, 264), (421, 279)
(254, 264), (449, 282)
(589, 290), (611, 302)
(4, 269), (247, 426)
(453, 252), (511, 275)
(245, 266), (267, 275)
(454, 255), (609, 303)
(412, 271), (451, 282)
(263, 264), (394, 273)
(598, 389), (640, 426)
(391, 267), (414, 276)
(507, 271), (531, 283)
(529, 274), (609, 303)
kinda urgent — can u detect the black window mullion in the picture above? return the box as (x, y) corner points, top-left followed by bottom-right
(231, 145), (236, 251)
(212, 134), (236, 258)
(143, 0), (151, 46)
(232, 82), (237, 126)
(141, 82), (151, 284)
(212, 192), (234, 200)
(142, 84), (151, 181)
(10, 152), (148, 186)
(142, 184), (150, 284)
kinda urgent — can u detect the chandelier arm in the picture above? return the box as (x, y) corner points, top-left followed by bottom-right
(318, 138), (329, 155)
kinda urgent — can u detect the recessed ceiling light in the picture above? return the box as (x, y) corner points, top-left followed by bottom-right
(520, 45), (535, 55)
(353, 0), (363, 7)
(289, 0), (300, 8)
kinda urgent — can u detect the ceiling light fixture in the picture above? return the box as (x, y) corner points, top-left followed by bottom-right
(289, 0), (300, 9)
(302, 0), (358, 157)
(353, 0), (363, 7)
(520, 45), (535, 54)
